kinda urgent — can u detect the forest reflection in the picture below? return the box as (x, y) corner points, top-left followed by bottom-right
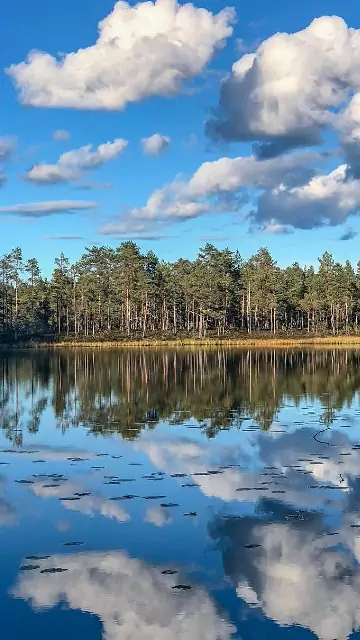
(1, 348), (360, 445)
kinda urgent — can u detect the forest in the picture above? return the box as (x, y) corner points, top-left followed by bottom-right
(0, 241), (359, 342)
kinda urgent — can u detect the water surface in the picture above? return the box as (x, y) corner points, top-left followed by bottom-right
(1, 348), (360, 639)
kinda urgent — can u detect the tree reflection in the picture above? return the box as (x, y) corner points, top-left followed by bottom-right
(1, 348), (360, 444)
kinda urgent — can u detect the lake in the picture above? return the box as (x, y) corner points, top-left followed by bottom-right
(1, 348), (360, 639)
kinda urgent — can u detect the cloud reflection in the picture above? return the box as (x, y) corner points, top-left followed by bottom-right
(12, 551), (235, 639)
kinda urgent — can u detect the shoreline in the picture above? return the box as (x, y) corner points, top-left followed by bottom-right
(3, 335), (360, 349)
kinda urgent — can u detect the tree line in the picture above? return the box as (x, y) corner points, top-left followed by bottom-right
(1, 242), (359, 340)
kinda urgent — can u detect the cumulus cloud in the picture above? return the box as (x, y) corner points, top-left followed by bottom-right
(25, 164), (80, 184)
(133, 425), (360, 509)
(338, 93), (360, 178)
(12, 551), (235, 639)
(52, 129), (70, 141)
(59, 139), (128, 169)
(252, 164), (360, 229)
(0, 200), (97, 217)
(105, 145), (360, 232)
(25, 139), (128, 184)
(7, 0), (235, 111)
(142, 134), (170, 156)
(99, 149), (325, 234)
(29, 476), (130, 524)
(206, 16), (360, 157)
(211, 510), (360, 640)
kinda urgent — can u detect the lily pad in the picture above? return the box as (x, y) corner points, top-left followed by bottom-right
(161, 569), (178, 575)
(172, 584), (191, 590)
(40, 568), (68, 574)
(160, 503), (179, 508)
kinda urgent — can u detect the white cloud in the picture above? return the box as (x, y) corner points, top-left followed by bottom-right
(0, 200), (97, 217)
(8, 0), (235, 111)
(0, 136), (16, 161)
(261, 221), (293, 234)
(218, 518), (360, 640)
(142, 134), (170, 156)
(98, 149), (324, 234)
(29, 477), (130, 524)
(59, 139), (128, 169)
(52, 129), (70, 141)
(25, 164), (80, 184)
(12, 551), (235, 639)
(25, 139), (128, 184)
(133, 427), (360, 508)
(252, 164), (360, 229)
(206, 16), (360, 157)
(103, 148), (360, 232)
(144, 505), (172, 527)
(61, 495), (130, 523)
(337, 93), (360, 177)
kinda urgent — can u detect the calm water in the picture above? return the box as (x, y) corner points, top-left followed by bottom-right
(2, 348), (360, 639)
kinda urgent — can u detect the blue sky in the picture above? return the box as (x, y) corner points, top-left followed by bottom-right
(1, 0), (360, 275)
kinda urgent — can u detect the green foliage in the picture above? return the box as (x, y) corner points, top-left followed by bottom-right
(1, 244), (360, 341)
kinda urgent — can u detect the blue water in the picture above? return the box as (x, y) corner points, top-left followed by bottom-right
(1, 348), (360, 639)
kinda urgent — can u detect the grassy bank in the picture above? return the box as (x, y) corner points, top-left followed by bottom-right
(4, 333), (360, 349)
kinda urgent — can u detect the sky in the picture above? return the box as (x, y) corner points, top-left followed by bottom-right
(2, 0), (360, 275)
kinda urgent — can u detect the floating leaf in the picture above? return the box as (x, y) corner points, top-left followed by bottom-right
(40, 568), (68, 574)
(172, 584), (191, 590)
(109, 494), (137, 500)
(160, 503), (179, 508)
(161, 569), (178, 575)
(244, 544), (261, 549)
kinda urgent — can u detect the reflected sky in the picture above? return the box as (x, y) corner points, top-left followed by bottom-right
(2, 349), (360, 638)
